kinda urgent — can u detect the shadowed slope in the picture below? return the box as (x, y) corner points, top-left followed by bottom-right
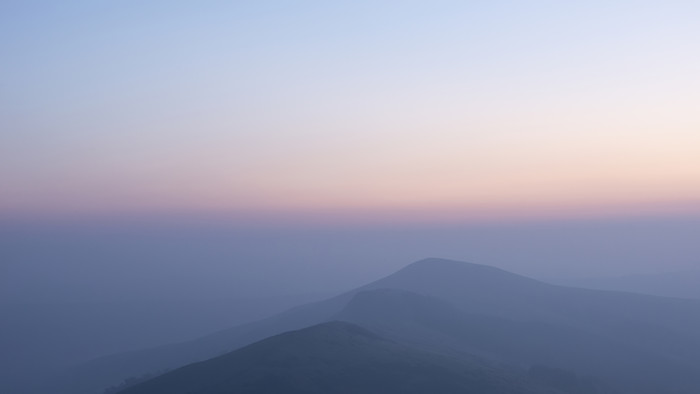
(117, 321), (564, 394)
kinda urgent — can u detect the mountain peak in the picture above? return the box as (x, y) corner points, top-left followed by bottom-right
(118, 319), (568, 394)
(405, 257), (494, 271)
(378, 258), (543, 291)
(357, 258), (548, 317)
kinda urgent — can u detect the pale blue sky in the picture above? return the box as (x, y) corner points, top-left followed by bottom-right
(2, 0), (699, 219)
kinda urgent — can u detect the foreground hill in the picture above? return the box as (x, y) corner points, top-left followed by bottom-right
(55, 258), (700, 394)
(117, 321), (568, 394)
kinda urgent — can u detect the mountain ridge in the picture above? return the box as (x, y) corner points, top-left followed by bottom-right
(116, 321), (571, 394)
(53, 258), (700, 394)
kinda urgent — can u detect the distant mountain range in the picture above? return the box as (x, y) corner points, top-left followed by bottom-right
(50, 258), (700, 394)
(551, 271), (700, 300)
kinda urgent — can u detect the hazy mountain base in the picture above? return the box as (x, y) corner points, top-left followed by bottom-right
(0, 294), (326, 394)
(117, 321), (579, 394)
(56, 258), (700, 394)
(334, 288), (696, 394)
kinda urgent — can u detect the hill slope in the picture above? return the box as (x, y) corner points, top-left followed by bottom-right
(117, 321), (567, 394)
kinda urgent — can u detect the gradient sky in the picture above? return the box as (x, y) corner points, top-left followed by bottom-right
(4, 6), (700, 387)
(2, 0), (700, 221)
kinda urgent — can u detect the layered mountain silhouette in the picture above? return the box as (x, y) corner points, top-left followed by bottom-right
(335, 288), (700, 393)
(54, 258), (700, 394)
(117, 321), (572, 394)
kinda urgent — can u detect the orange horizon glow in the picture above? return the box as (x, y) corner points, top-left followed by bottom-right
(3, 193), (699, 227)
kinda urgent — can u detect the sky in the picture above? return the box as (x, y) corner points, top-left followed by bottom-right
(2, 1), (700, 303)
(2, 0), (699, 222)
